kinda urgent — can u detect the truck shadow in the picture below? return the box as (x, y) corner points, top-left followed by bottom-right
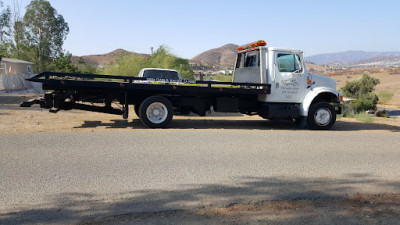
(1, 174), (399, 224)
(170, 118), (296, 130)
(75, 118), (298, 130)
(75, 118), (400, 132)
(75, 120), (135, 129)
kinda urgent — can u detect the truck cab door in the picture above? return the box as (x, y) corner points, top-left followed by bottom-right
(273, 52), (308, 103)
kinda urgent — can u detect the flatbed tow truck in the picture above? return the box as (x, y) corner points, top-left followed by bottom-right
(22, 40), (342, 130)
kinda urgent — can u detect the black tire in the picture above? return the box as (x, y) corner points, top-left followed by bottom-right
(307, 102), (336, 130)
(139, 96), (173, 128)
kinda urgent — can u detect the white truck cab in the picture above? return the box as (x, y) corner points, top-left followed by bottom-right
(233, 40), (342, 129)
(138, 68), (181, 81)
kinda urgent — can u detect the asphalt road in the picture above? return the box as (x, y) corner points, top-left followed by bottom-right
(1, 130), (400, 224)
(377, 106), (400, 117)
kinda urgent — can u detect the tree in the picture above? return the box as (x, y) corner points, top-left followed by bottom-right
(0, 0), (11, 57)
(102, 53), (148, 76)
(147, 46), (194, 79)
(23, 0), (69, 72)
(74, 57), (97, 74)
(49, 53), (98, 74)
(11, 20), (26, 58)
(49, 52), (77, 73)
(11, 0), (26, 59)
(102, 46), (194, 80)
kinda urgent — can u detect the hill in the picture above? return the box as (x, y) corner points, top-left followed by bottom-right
(190, 44), (238, 69)
(71, 49), (149, 67)
(71, 47), (400, 70)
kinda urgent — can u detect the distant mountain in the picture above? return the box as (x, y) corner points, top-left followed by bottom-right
(190, 44), (238, 68)
(71, 49), (149, 67)
(191, 45), (400, 69)
(338, 55), (400, 68)
(305, 51), (400, 65)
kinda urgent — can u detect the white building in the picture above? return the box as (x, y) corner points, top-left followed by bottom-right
(0, 57), (41, 93)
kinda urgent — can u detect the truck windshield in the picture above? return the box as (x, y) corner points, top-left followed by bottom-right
(142, 70), (180, 80)
(236, 50), (260, 68)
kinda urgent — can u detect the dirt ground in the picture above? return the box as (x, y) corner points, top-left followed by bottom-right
(1, 94), (400, 134)
(1, 94), (400, 224)
(80, 194), (400, 225)
(2, 67), (400, 133)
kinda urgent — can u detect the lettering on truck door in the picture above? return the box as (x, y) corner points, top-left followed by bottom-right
(274, 52), (307, 102)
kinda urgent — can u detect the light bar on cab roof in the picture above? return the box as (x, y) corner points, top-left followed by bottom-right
(237, 40), (267, 51)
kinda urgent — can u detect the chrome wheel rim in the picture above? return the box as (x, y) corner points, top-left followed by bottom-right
(146, 102), (168, 124)
(314, 108), (332, 126)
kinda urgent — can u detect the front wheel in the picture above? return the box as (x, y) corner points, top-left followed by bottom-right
(307, 102), (336, 130)
(139, 96), (173, 128)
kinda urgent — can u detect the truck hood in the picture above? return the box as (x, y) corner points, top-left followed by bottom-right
(309, 73), (336, 90)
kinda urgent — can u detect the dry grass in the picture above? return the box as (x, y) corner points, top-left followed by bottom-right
(354, 113), (375, 123)
(377, 91), (395, 104)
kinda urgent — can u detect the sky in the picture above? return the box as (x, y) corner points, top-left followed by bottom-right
(2, 0), (400, 59)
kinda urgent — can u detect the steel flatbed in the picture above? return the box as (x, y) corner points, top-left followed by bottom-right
(28, 72), (271, 96)
(24, 72), (271, 127)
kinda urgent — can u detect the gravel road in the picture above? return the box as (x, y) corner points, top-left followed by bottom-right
(1, 130), (399, 224)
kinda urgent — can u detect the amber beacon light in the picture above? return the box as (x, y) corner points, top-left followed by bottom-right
(237, 40), (267, 51)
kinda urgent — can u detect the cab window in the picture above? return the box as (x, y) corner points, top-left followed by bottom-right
(277, 54), (302, 73)
(244, 54), (257, 67)
(236, 50), (259, 68)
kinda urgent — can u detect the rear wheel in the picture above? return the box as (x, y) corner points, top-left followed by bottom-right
(307, 102), (336, 130)
(139, 96), (173, 128)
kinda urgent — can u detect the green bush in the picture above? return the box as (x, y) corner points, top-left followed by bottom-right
(75, 64), (97, 74)
(340, 72), (380, 99)
(340, 72), (380, 113)
(349, 98), (377, 112)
